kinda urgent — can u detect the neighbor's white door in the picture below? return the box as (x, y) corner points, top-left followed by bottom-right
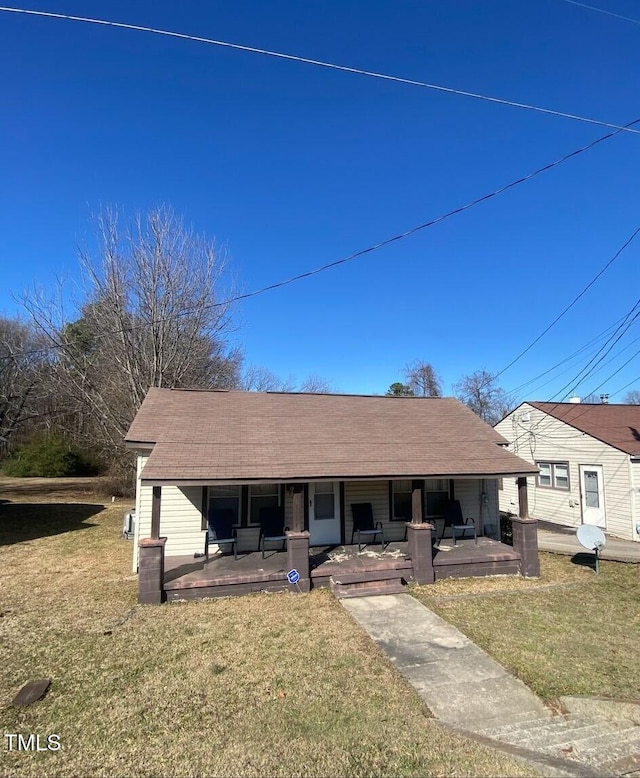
(579, 465), (606, 528)
(308, 482), (341, 545)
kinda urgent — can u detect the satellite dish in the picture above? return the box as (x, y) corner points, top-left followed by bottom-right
(576, 524), (606, 573)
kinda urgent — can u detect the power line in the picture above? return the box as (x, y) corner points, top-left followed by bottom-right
(2, 5), (640, 136)
(609, 374), (640, 398)
(495, 224), (640, 380)
(560, 0), (640, 26)
(504, 325), (640, 402)
(2, 116), (635, 364)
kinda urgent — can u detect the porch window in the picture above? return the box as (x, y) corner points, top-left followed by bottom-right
(391, 480), (412, 521)
(207, 486), (241, 527)
(249, 484), (280, 526)
(536, 461), (570, 490)
(314, 482), (335, 520)
(425, 479), (449, 519)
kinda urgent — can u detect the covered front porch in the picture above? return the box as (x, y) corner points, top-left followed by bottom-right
(159, 534), (524, 601)
(137, 475), (537, 604)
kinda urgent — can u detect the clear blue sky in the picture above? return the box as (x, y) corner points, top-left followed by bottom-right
(1, 0), (639, 400)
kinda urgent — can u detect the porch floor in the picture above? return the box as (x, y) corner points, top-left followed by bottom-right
(433, 536), (521, 580)
(163, 537), (520, 594)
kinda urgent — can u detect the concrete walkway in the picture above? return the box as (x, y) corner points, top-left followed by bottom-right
(342, 593), (640, 776)
(538, 529), (640, 563)
(341, 592), (548, 730)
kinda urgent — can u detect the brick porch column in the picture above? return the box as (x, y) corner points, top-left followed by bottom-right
(406, 523), (435, 584)
(138, 537), (167, 604)
(286, 531), (310, 592)
(512, 476), (540, 577)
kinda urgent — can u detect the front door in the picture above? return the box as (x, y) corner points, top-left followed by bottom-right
(579, 465), (606, 528)
(308, 482), (341, 545)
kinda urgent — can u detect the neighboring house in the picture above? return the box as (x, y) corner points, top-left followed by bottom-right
(125, 388), (537, 573)
(495, 401), (640, 542)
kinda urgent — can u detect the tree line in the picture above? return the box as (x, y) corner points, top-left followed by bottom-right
(2, 206), (638, 477)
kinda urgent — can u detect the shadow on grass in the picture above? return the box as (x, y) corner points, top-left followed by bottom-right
(0, 502), (104, 545)
(570, 551), (598, 573)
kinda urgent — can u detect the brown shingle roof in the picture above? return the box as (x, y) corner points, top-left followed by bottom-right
(126, 388), (538, 482)
(528, 402), (640, 456)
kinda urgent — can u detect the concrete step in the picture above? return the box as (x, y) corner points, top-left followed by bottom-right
(330, 577), (405, 598)
(492, 717), (628, 748)
(479, 714), (573, 739)
(482, 714), (640, 775)
(559, 726), (640, 759)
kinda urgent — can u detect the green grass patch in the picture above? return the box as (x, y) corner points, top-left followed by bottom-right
(0, 479), (536, 777)
(411, 553), (640, 704)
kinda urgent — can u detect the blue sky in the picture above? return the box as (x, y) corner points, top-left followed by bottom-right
(1, 0), (639, 400)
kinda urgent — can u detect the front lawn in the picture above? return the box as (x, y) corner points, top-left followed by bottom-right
(0, 478), (534, 777)
(412, 552), (640, 704)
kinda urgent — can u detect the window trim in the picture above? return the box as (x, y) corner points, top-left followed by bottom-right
(204, 485), (242, 531)
(247, 483), (282, 527)
(535, 461), (570, 491)
(389, 480), (413, 522)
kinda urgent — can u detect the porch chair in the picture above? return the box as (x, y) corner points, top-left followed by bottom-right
(205, 508), (238, 561)
(350, 502), (385, 551)
(440, 499), (477, 546)
(259, 506), (289, 558)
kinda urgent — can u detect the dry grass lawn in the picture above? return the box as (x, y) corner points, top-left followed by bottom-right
(0, 477), (535, 778)
(412, 552), (640, 705)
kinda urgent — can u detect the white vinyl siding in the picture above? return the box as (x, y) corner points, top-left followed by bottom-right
(344, 480), (406, 542)
(496, 403), (636, 541)
(135, 470), (206, 562)
(133, 451), (151, 571)
(451, 479), (499, 537)
(631, 460), (640, 540)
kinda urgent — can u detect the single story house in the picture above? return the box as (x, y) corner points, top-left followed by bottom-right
(126, 388), (540, 601)
(495, 401), (640, 542)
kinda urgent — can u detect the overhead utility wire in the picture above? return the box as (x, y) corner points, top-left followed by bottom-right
(560, 0), (640, 26)
(510, 300), (640, 446)
(2, 6), (640, 136)
(609, 374), (640, 398)
(504, 329), (640, 402)
(2, 117), (636, 364)
(550, 299), (640, 401)
(507, 293), (640, 445)
(502, 313), (634, 398)
(494, 224), (640, 380)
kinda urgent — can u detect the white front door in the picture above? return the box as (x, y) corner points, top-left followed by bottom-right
(308, 482), (341, 545)
(579, 465), (606, 528)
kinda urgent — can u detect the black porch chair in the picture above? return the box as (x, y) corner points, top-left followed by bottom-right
(351, 502), (385, 551)
(440, 499), (477, 546)
(205, 508), (238, 560)
(259, 506), (289, 558)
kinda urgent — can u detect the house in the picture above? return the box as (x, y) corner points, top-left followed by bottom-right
(495, 401), (640, 542)
(126, 388), (540, 602)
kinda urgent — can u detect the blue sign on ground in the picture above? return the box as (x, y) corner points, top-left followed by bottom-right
(287, 569), (300, 584)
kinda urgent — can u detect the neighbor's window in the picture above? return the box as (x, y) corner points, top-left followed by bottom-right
(392, 480), (412, 521)
(425, 479), (449, 518)
(208, 486), (241, 526)
(536, 462), (570, 490)
(249, 484), (280, 525)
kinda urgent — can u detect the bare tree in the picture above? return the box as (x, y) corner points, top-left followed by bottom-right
(624, 389), (640, 404)
(242, 366), (296, 392)
(242, 367), (332, 393)
(299, 373), (333, 393)
(0, 317), (44, 442)
(405, 360), (442, 397)
(454, 369), (513, 425)
(20, 207), (240, 464)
